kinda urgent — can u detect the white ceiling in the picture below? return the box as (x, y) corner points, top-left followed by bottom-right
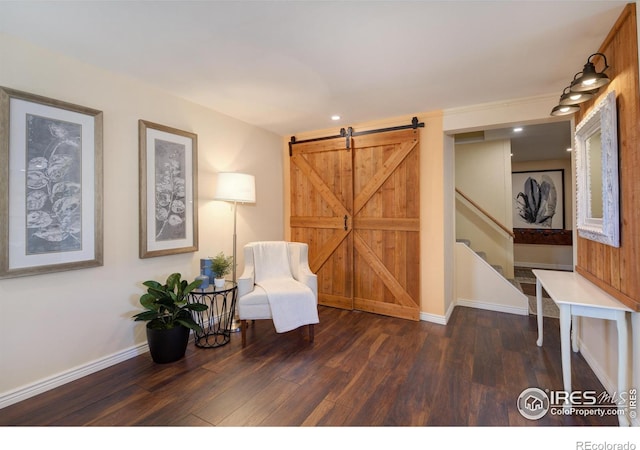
(456, 120), (573, 162)
(0, 0), (628, 140)
(507, 121), (573, 162)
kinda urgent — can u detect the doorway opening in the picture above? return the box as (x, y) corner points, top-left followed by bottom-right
(452, 119), (573, 318)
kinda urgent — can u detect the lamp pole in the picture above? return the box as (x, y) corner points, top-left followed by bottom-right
(230, 200), (240, 332)
(213, 172), (255, 333)
(232, 200), (237, 283)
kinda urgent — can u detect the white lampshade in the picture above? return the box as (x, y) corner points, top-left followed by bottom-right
(214, 172), (256, 203)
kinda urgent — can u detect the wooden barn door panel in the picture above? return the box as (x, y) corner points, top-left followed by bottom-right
(352, 129), (420, 321)
(290, 128), (420, 320)
(290, 137), (354, 310)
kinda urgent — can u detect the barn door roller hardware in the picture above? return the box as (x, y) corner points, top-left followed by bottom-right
(289, 116), (424, 155)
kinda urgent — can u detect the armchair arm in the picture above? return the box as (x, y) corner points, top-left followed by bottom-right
(237, 274), (254, 297)
(298, 269), (318, 303)
(288, 242), (318, 301)
(237, 244), (256, 297)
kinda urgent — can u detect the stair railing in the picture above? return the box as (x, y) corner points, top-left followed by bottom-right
(455, 188), (515, 239)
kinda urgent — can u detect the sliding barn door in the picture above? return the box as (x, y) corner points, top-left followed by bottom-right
(352, 129), (420, 320)
(290, 129), (420, 320)
(290, 137), (354, 310)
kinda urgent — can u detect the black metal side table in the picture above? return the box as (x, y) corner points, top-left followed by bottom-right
(187, 281), (237, 348)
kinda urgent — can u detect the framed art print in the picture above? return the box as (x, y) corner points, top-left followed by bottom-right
(138, 120), (198, 258)
(512, 169), (564, 230)
(0, 87), (103, 278)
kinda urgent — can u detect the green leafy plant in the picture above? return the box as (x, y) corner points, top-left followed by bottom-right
(210, 252), (234, 278)
(132, 273), (208, 332)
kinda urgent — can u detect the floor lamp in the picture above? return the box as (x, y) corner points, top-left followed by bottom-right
(214, 172), (256, 332)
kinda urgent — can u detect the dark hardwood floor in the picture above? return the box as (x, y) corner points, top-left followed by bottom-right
(0, 306), (618, 427)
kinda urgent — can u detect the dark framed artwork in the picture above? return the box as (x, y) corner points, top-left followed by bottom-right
(0, 87), (103, 279)
(139, 120), (198, 258)
(512, 169), (564, 230)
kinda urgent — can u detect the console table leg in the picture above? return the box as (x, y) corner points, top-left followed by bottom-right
(572, 315), (580, 353)
(536, 278), (544, 347)
(616, 310), (629, 426)
(559, 304), (572, 394)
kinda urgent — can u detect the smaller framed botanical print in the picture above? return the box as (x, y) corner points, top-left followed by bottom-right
(138, 120), (198, 258)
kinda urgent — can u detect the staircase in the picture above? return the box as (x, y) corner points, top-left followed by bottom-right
(455, 238), (528, 316)
(456, 238), (508, 278)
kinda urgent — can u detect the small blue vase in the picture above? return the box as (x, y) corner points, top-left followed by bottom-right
(200, 259), (213, 284)
(195, 273), (209, 290)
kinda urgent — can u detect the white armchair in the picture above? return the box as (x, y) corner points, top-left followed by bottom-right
(237, 241), (319, 348)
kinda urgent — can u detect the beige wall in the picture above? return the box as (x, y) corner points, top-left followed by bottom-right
(0, 33), (284, 402)
(513, 244), (573, 270)
(455, 139), (514, 279)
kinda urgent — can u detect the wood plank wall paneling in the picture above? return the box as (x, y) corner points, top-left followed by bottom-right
(574, 3), (640, 311)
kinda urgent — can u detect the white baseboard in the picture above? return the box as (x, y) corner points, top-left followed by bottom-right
(421, 299), (528, 325)
(577, 338), (639, 427)
(0, 343), (149, 410)
(420, 310), (447, 325)
(456, 297), (529, 316)
(420, 300), (456, 325)
(514, 261), (573, 271)
(444, 301), (456, 324)
(578, 337), (616, 393)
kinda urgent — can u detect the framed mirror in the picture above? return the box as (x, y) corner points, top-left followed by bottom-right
(575, 90), (619, 247)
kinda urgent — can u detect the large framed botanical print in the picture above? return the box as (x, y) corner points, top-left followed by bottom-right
(0, 87), (103, 279)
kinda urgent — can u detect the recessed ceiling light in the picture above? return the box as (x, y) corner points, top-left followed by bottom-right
(513, 127), (523, 132)
(331, 115), (341, 121)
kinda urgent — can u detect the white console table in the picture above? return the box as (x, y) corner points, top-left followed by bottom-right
(532, 269), (634, 426)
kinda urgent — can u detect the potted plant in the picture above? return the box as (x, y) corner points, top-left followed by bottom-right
(210, 251), (233, 288)
(132, 272), (208, 363)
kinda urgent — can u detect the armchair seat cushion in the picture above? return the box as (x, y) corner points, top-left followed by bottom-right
(257, 278), (318, 332)
(237, 285), (272, 320)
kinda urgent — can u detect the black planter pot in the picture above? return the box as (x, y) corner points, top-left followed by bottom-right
(146, 324), (190, 364)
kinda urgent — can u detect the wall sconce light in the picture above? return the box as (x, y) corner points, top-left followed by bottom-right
(550, 52), (611, 116)
(570, 53), (610, 92)
(559, 85), (597, 106)
(550, 103), (580, 116)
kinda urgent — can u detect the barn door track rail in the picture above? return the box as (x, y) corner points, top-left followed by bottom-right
(289, 116), (424, 155)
